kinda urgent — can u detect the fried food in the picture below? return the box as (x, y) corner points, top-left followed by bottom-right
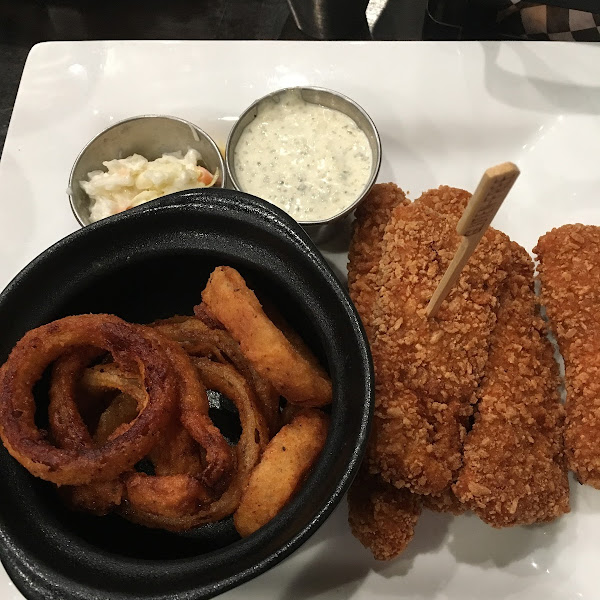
(422, 488), (466, 515)
(123, 473), (212, 519)
(348, 466), (422, 560)
(50, 345), (218, 518)
(121, 358), (270, 531)
(418, 186), (566, 521)
(144, 329), (234, 489)
(84, 363), (205, 479)
(202, 266), (332, 407)
(418, 187), (569, 521)
(535, 224), (600, 488)
(193, 357), (269, 495)
(49, 347), (108, 452)
(348, 182), (410, 339)
(0, 315), (177, 486)
(93, 394), (139, 446)
(152, 315), (280, 436)
(49, 349), (132, 515)
(415, 184), (471, 219)
(454, 241), (570, 525)
(0, 269), (331, 535)
(234, 408), (329, 537)
(61, 479), (125, 516)
(148, 418), (204, 478)
(366, 200), (511, 495)
(69, 335), (235, 490)
(370, 185), (477, 515)
(347, 184), (423, 560)
(347, 184), (484, 558)
(60, 340), (264, 528)
(347, 183), (571, 560)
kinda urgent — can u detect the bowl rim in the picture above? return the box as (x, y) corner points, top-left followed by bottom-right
(68, 114), (226, 228)
(225, 85), (382, 227)
(0, 187), (374, 600)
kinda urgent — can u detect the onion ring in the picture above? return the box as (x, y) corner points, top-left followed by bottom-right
(61, 479), (126, 516)
(152, 316), (281, 436)
(74, 328), (236, 520)
(148, 418), (204, 478)
(120, 358), (269, 530)
(0, 315), (177, 486)
(48, 348), (129, 515)
(81, 369), (214, 519)
(141, 327), (234, 489)
(57, 350), (224, 519)
(0, 271), (332, 533)
(85, 372), (206, 479)
(78, 330), (235, 490)
(93, 393), (139, 446)
(48, 347), (105, 452)
(123, 473), (212, 518)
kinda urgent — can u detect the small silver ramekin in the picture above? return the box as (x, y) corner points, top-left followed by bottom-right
(69, 115), (225, 226)
(225, 86), (382, 243)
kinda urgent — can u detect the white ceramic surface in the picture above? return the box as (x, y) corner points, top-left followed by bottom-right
(1, 40), (600, 600)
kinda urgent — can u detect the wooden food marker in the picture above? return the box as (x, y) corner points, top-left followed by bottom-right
(426, 162), (520, 318)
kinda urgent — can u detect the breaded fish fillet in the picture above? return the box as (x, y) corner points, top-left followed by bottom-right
(348, 466), (421, 561)
(348, 183), (410, 339)
(415, 185), (471, 220)
(454, 241), (569, 525)
(411, 186), (474, 513)
(535, 224), (600, 488)
(421, 487), (466, 515)
(367, 201), (512, 495)
(348, 184), (422, 559)
(348, 184), (511, 559)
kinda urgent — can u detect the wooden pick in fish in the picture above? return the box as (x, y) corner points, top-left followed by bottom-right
(426, 162), (520, 318)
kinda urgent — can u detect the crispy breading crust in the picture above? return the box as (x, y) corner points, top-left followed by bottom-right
(348, 182), (410, 339)
(419, 186), (569, 522)
(415, 185), (471, 220)
(348, 467), (422, 561)
(348, 185), (571, 559)
(422, 488), (466, 515)
(454, 241), (570, 525)
(367, 201), (512, 495)
(535, 224), (600, 488)
(413, 185), (473, 513)
(347, 184), (422, 559)
(347, 183), (510, 558)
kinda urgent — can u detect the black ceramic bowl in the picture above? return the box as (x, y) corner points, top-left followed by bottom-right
(0, 188), (373, 600)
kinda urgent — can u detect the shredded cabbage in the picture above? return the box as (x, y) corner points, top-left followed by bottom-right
(81, 149), (219, 222)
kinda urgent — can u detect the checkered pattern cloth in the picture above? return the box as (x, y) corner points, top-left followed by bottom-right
(497, 1), (600, 39)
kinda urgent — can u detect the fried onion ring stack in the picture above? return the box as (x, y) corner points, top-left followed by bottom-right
(0, 268), (331, 536)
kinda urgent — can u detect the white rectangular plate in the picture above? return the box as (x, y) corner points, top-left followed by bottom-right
(1, 40), (599, 600)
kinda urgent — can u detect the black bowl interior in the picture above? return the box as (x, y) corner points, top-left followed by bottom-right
(0, 189), (373, 600)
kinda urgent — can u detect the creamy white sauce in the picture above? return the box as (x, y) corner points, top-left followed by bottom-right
(233, 90), (373, 222)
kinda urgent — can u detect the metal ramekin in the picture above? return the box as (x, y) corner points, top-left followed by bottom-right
(225, 86), (382, 243)
(69, 115), (226, 226)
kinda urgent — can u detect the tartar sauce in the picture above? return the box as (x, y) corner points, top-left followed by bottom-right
(233, 90), (373, 222)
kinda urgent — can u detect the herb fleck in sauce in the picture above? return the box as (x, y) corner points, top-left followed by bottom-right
(234, 90), (373, 222)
